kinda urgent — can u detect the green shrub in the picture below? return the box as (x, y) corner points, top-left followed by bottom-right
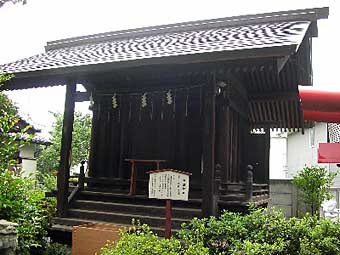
(293, 165), (337, 216)
(0, 170), (55, 254)
(44, 242), (71, 255)
(37, 172), (57, 192)
(37, 112), (91, 175)
(99, 207), (340, 255)
(178, 206), (340, 255)
(99, 223), (209, 255)
(0, 92), (31, 171)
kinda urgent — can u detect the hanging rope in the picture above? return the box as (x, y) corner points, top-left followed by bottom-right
(96, 83), (204, 97)
(97, 83), (205, 122)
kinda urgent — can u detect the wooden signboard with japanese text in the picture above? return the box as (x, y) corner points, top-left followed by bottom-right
(148, 169), (190, 201)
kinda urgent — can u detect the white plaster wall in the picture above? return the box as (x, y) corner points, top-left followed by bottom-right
(19, 144), (35, 158)
(19, 144), (37, 177)
(21, 159), (37, 178)
(330, 164), (340, 187)
(287, 123), (330, 178)
(271, 122), (340, 187)
(270, 134), (287, 179)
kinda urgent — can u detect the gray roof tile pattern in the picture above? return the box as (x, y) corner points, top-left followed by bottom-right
(1, 21), (310, 74)
(12, 133), (51, 145)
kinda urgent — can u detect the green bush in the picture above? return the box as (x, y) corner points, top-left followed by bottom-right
(0, 92), (31, 171)
(178, 206), (340, 255)
(0, 170), (55, 254)
(37, 171), (57, 192)
(37, 112), (91, 175)
(99, 207), (340, 254)
(293, 165), (337, 216)
(99, 223), (209, 255)
(44, 242), (71, 255)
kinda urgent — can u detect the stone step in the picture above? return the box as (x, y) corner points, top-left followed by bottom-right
(67, 208), (188, 229)
(71, 199), (201, 219)
(52, 217), (180, 237)
(52, 217), (126, 229)
(84, 183), (203, 198)
(78, 190), (202, 208)
(219, 193), (247, 201)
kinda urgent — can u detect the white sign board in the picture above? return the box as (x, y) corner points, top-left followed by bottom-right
(148, 170), (190, 201)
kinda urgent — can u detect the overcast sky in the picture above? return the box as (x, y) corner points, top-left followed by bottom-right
(0, 0), (338, 136)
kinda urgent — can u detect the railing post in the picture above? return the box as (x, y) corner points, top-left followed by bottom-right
(246, 165), (254, 202)
(215, 164), (222, 194)
(79, 161), (86, 190)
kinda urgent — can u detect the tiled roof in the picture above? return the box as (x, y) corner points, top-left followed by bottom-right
(18, 133), (51, 145)
(1, 21), (310, 74)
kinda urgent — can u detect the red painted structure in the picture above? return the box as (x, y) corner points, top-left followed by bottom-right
(299, 88), (340, 123)
(318, 143), (340, 163)
(299, 87), (340, 163)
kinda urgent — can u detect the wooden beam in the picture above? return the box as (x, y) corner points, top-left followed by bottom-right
(57, 80), (76, 217)
(277, 56), (289, 73)
(249, 92), (298, 101)
(202, 73), (217, 217)
(75, 91), (91, 102)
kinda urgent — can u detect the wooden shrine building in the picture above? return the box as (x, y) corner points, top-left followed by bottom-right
(0, 7), (328, 233)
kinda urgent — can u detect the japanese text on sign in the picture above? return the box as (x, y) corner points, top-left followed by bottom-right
(149, 171), (189, 201)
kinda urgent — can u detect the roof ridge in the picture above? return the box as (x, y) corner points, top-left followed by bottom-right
(45, 7), (328, 51)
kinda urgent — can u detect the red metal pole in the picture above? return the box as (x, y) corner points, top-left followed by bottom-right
(165, 199), (171, 239)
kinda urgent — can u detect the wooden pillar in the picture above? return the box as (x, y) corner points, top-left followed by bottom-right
(57, 81), (76, 217)
(215, 93), (226, 184)
(202, 73), (217, 217)
(263, 128), (270, 184)
(165, 199), (172, 239)
(118, 98), (127, 179)
(88, 102), (97, 178)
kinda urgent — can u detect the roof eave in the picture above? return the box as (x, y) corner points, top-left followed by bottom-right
(1, 44), (297, 90)
(45, 7), (329, 51)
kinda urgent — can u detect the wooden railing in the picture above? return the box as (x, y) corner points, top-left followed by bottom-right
(64, 162), (269, 205)
(245, 165), (254, 201)
(218, 165), (269, 204)
(67, 161), (86, 203)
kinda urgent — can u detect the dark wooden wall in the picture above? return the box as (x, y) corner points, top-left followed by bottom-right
(216, 105), (248, 184)
(244, 130), (270, 184)
(215, 81), (250, 184)
(86, 68), (271, 189)
(89, 86), (203, 183)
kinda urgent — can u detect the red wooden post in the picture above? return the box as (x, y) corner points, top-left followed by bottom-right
(165, 199), (172, 239)
(129, 160), (136, 196)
